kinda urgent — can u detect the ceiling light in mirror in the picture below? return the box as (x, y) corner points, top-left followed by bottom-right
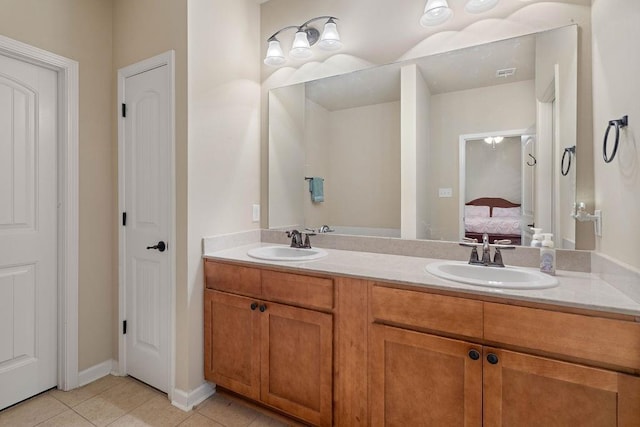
(421, 0), (453, 26)
(465, 0), (499, 14)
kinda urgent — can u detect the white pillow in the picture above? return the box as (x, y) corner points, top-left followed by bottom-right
(465, 205), (490, 217)
(493, 207), (521, 217)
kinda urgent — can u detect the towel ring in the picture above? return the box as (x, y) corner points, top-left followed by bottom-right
(603, 115), (628, 163)
(561, 146), (576, 177)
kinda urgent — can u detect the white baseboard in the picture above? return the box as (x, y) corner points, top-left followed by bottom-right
(78, 359), (116, 387)
(171, 382), (216, 412)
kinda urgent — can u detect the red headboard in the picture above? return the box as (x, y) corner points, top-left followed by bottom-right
(466, 197), (520, 216)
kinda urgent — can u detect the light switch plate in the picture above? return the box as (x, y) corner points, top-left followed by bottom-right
(438, 188), (453, 198)
(252, 204), (260, 222)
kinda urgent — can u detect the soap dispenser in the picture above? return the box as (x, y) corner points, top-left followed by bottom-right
(540, 233), (556, 276)
(530, 228), (543, 247)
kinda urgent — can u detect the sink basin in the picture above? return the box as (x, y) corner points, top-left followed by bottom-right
(247, 245), (328, 262)
(425, 261), (558, 289)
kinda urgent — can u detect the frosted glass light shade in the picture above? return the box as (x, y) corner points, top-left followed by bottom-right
(264, 40), (286, 66)
(420, 0), (452, 26)
(465, 0), (499, 13)
(318, 20), (342, 51)
(290, 30), (313, 59)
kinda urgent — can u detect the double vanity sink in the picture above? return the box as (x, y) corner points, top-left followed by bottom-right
(248, 244), (558, 290)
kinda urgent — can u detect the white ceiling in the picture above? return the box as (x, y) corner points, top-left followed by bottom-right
(305, 32), (535, 111)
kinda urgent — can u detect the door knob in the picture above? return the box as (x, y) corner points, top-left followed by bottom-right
(468, 349), (480, 360)
(146, 241), (167, 252)
(487, 353), (499, 365)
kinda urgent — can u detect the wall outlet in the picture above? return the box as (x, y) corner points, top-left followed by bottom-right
(252, 204), (260, 222)
(438, 188), (453, 198)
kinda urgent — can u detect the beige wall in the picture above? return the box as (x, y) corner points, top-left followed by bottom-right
(591, 0), (640, 269)
(269, 84), (306, 229)
(187, 0), (261, 390)
(304, 99), (331, 228)
(328, 102), (401, 229)
(0, 0), (114, 371)
(430, 80), (536, 241)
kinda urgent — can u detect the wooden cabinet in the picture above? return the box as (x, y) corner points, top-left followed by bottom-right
(483, 347), (640, 427)
(369, 324), (482, 426)
(204, 261), (333, 426)
(204, 290), (260, 400)
(260, 300), (333, 426)
(204, 260), (640, 426)
(369, 324), (640, 427)
(370, 283), (640, 427)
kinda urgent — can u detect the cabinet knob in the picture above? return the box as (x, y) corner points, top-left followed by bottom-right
(259, 304), (267, 312)
(468, 349), (480, 360)
(250, 302), (258, 311)
(487, 353), (499, 365)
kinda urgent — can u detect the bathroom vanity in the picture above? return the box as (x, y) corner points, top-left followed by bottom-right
(203, 244), (640, 426)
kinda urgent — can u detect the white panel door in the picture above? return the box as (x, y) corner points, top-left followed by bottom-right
(0, 54), (58, 409)
(123, 65), (170, 392)
(521, 135), (536, 245)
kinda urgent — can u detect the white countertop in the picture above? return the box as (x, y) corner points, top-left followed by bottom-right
(204, 242), (640, 317)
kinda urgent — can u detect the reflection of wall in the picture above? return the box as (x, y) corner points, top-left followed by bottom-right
(592, 0), (640, 269)
(536, 25), (578, 248)
(269, 85), (306, 228)
(304, 99), (331, 226)
(466, 138), (522, 203)
(430, 80), (536, 241)
(401, 65), (432, 239)
(327, 102), (401, 228)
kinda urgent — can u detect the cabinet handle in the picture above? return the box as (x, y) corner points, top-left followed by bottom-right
(250, 302), (258, 311)
(487, 353), (499, 365)
(468, 349), (480, 360)
(259, 304), (267, 312)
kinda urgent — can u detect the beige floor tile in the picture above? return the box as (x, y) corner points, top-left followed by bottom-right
(49, 375), (128, 407)
(74, 380), (157, 426)
(0, 394), (67, 427)
(108, 395), (190, 427)
(72, 396), (126, 427)
(36, 409), (94, 427)
(197, 394), (259, 427)
(247, 414), (290, 427)
(178, 413), (224, 427)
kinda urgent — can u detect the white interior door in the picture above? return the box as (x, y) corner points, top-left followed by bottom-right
(0, 53), (58, 409)
(521, 135), (536, 245)
(122, 65), (170, 393)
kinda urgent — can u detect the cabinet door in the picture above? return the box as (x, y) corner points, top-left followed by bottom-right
(260, 301), (333, 427)
(483, 347), (640, 426)
(369, 324), (482, 427)
(204, 290), (261, 400)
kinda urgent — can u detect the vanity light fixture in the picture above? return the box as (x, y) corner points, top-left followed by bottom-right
(264, 16), (342, 66)
(421, 0), (499, 27)
(484, 136), (504, 149)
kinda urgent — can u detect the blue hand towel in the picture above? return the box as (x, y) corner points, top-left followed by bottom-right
(309, 177), (324, 203)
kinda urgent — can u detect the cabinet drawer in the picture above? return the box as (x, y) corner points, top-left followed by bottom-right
(484, 303), (640, 371)
(262, 270), (334, 311)
(204, 260), (262, 297)
(371, 285), (483, 339)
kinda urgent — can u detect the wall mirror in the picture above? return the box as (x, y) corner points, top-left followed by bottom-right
(268, 25), (578, 248)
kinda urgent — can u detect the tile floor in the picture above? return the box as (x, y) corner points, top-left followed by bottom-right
(0, 375), (301, 427)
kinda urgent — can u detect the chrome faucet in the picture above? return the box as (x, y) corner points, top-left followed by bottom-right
(460, 233), (516, 267)
(318, 225), (334, 233)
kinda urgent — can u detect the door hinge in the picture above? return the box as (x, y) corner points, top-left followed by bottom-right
(123, 320), (127, 334)
(122, 212), (127, 226)
(122, 103), (126, 118)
